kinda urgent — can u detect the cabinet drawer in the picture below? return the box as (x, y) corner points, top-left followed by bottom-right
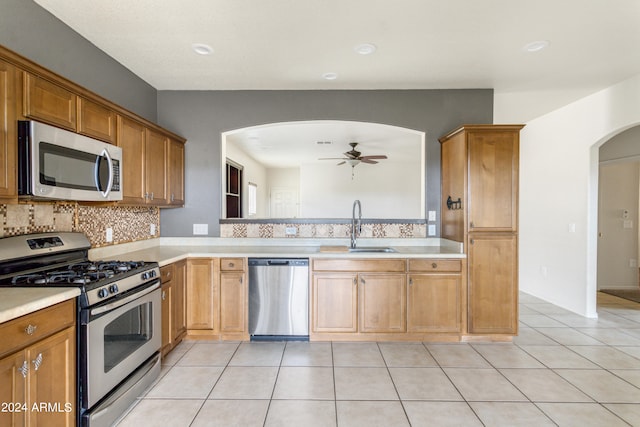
(313, 258), (406, 273)
(408, 259), (462, 272)
(0, 299), (75, 358)
(221, 258), (244, 271)
(160, 264), (175, 283)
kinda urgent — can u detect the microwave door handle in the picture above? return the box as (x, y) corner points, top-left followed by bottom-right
(96, 148), (114, 198)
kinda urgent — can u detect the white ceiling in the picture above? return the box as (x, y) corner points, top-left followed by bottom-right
(34, 0), (640, 103)
(224, 121), (423, 168)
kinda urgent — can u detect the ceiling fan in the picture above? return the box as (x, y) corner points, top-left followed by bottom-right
(319, 142), (388, 166)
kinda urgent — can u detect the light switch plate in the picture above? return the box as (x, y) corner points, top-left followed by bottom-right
(428, 210), (436, 222)
(285, 226), (297, 235)
(193, 224), (208, 235)
(150, 224), (156, 236)
(105, 227), (113, 242)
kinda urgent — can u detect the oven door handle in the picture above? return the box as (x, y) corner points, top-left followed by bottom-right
(90, 282), (160, 316)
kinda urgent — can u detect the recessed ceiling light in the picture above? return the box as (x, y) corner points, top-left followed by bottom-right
(523, 40), (550, 52)
(354, 43), (377, 55)
(192, 43), (213, 55)
(322, 72), (338, 80)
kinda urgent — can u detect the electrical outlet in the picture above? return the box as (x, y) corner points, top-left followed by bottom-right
(193, 224), (208, 235)
(105, 227), (113, 243)
(150, 224), (156, 236)
(428, 210), (436, 222)
(285, 226), (297, 236)
(428, 224), (436, 236)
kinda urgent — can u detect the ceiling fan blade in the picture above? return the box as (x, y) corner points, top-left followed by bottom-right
(360, 155), (387, 160)
(361, 159), (378, 164)
(318, 157), (349, 160)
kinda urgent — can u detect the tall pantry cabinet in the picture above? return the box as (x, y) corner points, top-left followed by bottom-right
(439, 125), (524, 336)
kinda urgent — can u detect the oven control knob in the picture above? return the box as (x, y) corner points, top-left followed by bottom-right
(109, 284), (119, 294)
(98, 288), (109, 299)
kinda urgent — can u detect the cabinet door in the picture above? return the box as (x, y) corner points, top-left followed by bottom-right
(0, 60), (17, 200)
(359, 274), (406, 333)
(23, 73), (76, 131)
(77, 97), (116, 144)
(167, 138), (185, 206)
(440, 131), (466, 242)
(172, 260), (187, 341)
(28, 327), (75, 427)
(407, 274), (461, 332)
(312, 273), (358, 333)
(468, 130), (518, 232)
(144, 128), (168, 205)
(468, 234), (518, 334)
(117, 116), (146, 204)
(0, 351), (27, 427)
(220, 272), (247, 333)
(161, 282), (172, 356)
(187, 258), (219, 331)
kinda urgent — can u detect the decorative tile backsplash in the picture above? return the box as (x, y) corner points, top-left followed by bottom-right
(0, 202), (159, 248)
(220, 221), (426, 238)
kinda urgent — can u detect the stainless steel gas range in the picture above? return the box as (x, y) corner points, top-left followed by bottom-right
(0, 232), (161, 427)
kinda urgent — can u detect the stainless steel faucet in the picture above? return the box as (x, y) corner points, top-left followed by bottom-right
(351, 199), (362, 249)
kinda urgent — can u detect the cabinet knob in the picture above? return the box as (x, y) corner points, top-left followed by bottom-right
(162, 291), (166, 300)
(25, 324), (37, 335)
(470, 221), (475, 228)
(409, 278), (413, 286)
(228, 262), (235, 268)
(150, 192), (154, 200)
(431, 263), (438, 269)
(171, 193), (175, 202)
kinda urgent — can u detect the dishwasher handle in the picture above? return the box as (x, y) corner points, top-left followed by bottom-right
(268, 260), (291, 266)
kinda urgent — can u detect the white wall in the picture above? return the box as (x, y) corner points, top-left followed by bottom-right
(496, 73), (640, 317)
(597, 161), (640, 289)
(299, 161), (422, 218)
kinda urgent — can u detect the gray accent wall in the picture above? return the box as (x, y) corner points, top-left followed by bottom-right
(0, 0), (157, 121)
(157, 90), (493, 237)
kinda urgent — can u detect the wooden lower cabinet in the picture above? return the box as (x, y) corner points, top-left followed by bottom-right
(186, 258), (219, 334)
(0, 300), (75, 427)
(171, 260), (187, 343)
(311, 258), (470, 341)
(160, 282), (172, 356)
(468, 234), (518, 334)
(407, 274), (461, 333)
(219, 272), (246, 335)
(312, 273), (358, 333)
(359, 273), (406, 333)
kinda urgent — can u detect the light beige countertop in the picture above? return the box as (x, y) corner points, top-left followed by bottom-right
(90, 237), (465, 266)
(0, 287), (80, 324)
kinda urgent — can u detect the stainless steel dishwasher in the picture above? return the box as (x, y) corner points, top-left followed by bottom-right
(248, 258), (309, 340)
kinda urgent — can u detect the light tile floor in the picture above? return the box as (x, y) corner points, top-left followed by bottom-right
(115, 292), (640, 426)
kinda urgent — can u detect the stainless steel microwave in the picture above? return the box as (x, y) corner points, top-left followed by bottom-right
(18, 120), (122, 201)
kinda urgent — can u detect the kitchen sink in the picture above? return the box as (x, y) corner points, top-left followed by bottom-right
(348, 247), (396, 253)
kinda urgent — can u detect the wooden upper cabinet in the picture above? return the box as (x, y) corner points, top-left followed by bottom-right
(468, 129), (519, 232)
(440, 125), (523, 237)
(77, 97), (117, 144)
(145, 128), (168, 205)
(117, 115), (146, 204)
(0, 60), (17, 201)
(167, 138), (185, 206)
(23, 73), (76, 131)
